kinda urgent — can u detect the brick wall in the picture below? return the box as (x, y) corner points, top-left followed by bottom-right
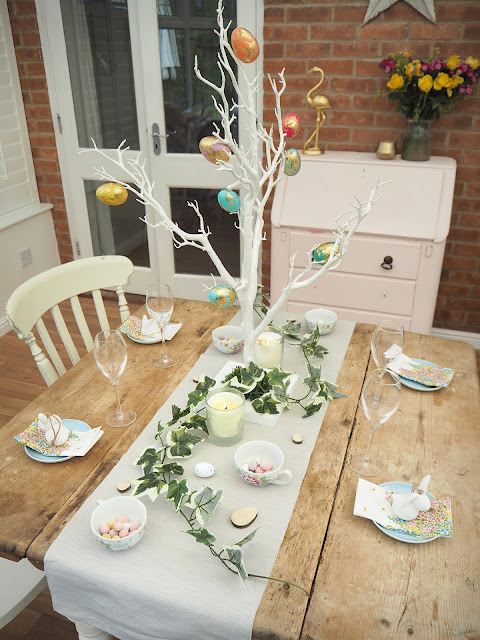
(263, 0), (480, 333)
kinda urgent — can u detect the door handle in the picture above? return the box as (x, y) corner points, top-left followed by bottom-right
(381, 255), (393, 270)
(152, 123), (161, 155)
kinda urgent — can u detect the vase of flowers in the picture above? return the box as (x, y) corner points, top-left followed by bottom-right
(380, 51), (479, 161)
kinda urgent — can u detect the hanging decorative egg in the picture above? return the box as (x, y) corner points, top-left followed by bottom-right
(284, 149), (301, 176)
(199, 136), (231, 164)
(208, 285), (237, 307)
(313, 242), (339, 264)
(231, 27), (260, 63)
(282, 112), (301, 139)
(96, 182), (128, 206)
(217, 189), (241, 213)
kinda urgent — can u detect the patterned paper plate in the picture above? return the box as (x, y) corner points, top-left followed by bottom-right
(24, 419), (91, 464)
(398, 359), (443, 392)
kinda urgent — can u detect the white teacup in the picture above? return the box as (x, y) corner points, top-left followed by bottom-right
(90, 496), (147, 551)
(234, 440), (292, 487)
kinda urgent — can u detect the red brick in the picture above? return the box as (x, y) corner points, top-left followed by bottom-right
(467, 182), (480, 197)
(38, 185), (65, 197)
(333, 42), (380, 58)
(29, 132), (56, 147)
(464, 150), (480, 164)
(264, 7), (284, 21)
(356, 60), (382, 76)
(330, 77), (378, 93)
(264, 25), (308, 42)
(285, 42), (329, 59)
(20, 76), (47, 91)
(438, 283), (471, 297)
(31, 91), (50, 104)
(360, 23), (408, 40)
(331, 111), (374, 126)
(264, 43), (284, 58)
(286, 6), (332, 23)
(9, 16), (38, 31)
(452, 197), (480, 213)
(411, 23), (462, 40)
(464, 22), (480, 40)
(12, 0), (36, 13)
(14, 47), (42, 61)
(436, 2), (480, 21)
(21, 32), (41, 47)
(334, 6), (365, 22)
(310, 24), (357, 40)
(24, 61), (45, 75)
(317, 60), (354, 75)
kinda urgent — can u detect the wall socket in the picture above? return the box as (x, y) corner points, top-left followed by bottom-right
(19, 248), (33, 267)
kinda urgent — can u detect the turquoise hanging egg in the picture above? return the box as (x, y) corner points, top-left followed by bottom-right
(208, 285), (237, 307)
(284, 149), (301, 176)
(313, 242), (339, 264)
(217, 189), (240, 213)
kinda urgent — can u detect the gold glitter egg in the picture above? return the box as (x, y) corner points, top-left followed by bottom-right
(208, 285), (238, 307)
(282, 112), (301, 139)
(231, 27), (260, 64)
(284, 149), (301, 176)
(96, 183), (128, 206)
(199, 136), (231, 165)
(313, 242), (339, 264)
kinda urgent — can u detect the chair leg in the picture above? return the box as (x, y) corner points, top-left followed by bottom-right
(72, 620), (114, 640)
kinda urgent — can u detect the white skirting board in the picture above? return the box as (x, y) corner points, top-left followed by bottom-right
(430, 327), (480, 350)
(0, 314), (10, 337)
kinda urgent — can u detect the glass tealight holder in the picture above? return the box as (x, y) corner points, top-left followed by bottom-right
(205, 387), (245, 447)
(254, 331), (284, 369)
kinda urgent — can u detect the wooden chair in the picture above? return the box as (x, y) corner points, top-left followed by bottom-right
(5, 255), (134, 387)
(0, 558), (47, 630)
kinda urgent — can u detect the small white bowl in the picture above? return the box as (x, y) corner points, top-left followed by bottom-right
(234, 440), (292, 486)
(305, 308), (337, 335)
(212, 326), (245, 354)
(90, 496), (147, 551)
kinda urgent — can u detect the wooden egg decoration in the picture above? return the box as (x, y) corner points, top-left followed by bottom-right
(217, 189), (240, 213)
(313, 242), (339, 264)
(284, 149), (301, 176)
(208, 285), (237, 308)
(199, 136), (231, 165)
(96, 182), (128, 206)
(282, 113), (301, 139)
(231, 27), (260, 64)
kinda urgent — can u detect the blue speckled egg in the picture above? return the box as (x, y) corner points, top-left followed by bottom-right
(284, 149), (301, 176)
(217, 189), (241, 213)
(208, 285), (237, 307)
(194, 462), (216, 478)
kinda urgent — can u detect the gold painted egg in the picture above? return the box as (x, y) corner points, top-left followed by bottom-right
(96, 183), (128, 206)
(282, 112), (301, 139)
(199, 136), (231, 164)
(231, 27), (260, 64)
(217, 189), (241, 213)
(284, 149), (301, 176)
(208, 285), (237, 307)
(313, 242), (339, 264)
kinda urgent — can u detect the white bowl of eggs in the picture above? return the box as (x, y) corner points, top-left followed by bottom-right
(212, 325), (245, 354)
(90, 496), (147, 551)
(305, 308), (337, 335)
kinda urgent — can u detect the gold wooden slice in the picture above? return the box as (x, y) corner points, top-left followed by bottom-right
(231, 507), (258, 528)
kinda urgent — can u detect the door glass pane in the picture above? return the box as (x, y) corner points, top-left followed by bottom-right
(85, 180), (149, 267)
(157, 1), (237, 153)
(60, 0), (139, 149)
(170, 187), (240, 276)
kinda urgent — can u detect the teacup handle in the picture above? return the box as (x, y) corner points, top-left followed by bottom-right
(272, 469), (292, 485)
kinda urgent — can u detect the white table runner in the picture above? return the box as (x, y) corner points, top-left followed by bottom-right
(45, 317), (355, 640)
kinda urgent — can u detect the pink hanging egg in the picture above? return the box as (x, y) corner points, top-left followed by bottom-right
(199, 136), (231, 164)
(231, 27), (260, 63)
(282, 112), (301, 139)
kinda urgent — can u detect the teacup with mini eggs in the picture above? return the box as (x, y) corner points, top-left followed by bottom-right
(90, 496), (147, 551)
(234, 440), (293, 487)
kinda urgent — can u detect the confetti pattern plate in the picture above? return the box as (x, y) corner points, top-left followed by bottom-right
(373, 482), (437, 543)
(398, 359), (442, 392)
(24, 419), (91, 464)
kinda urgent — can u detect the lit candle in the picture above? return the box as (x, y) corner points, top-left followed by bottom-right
(205, 387), (245, 447)
(254, 331), (284, 369)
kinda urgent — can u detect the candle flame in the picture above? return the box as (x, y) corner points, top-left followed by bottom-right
(223, 402), (228, 410)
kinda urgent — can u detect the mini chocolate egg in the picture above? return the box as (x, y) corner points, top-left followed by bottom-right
(231, 27), (260, 63)
(255, 466), (264, 474)
(217, 189), (241, 213)
(284, 148), (301, 176)
(114, 521), (123, 532)
(130, 521), (141, 531)
(119, 529), (129, 538)
(260, 461), (273, 472)
(282, 112), (301, 139)
(208, 285), (237, 307)
(312, 242), (339, 265)
(248, 461), (258, 472)
(199, 136), (231, 165)
(99, 524), (110, 535)
(194, 462), (216, 478)
(112, 535), (121, 540)
(96, 182), (128, 206)
(102, 533), (112, 539)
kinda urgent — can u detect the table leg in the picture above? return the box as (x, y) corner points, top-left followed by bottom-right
(72, 620), (113, 640)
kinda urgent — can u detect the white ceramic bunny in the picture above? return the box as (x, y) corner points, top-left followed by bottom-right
(38, 413), (70, 446)
(392, 475), (432, 521)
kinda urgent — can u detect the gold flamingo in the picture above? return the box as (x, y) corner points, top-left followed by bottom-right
(303, 67), (332, 156)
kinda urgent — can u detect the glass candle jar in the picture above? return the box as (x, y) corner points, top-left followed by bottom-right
(254, 331), (284, 369)
(205, 387), (245, 447)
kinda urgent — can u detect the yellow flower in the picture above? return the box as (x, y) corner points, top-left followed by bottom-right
(418, 75), (433, 92)
(450, 75), (464, 88)
(466, 56), (479, 70)
(387, 74), (404, 90)
(433, 72), (451, 90)
(446, 55), (461, 70)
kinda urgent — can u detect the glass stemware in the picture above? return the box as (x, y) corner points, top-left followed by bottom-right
(348, 368), (401, 477)
(371, 320), (404, 368)
(145, 283), (179, 368)
(93, 330), (136, 428)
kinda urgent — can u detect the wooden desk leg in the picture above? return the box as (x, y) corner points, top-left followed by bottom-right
(72, 620), (113, 640)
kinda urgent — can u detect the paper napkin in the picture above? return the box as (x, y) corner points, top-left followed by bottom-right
(388, 353), (455, 388)
(15, 419), (104, 457)
(354, 478), (453, 538)
(119, 315), (182, 341)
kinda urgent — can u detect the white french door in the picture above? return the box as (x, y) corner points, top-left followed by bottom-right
(37, 0), (262, 297)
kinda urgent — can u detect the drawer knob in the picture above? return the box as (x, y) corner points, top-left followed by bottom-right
(381, 256), (393, 270)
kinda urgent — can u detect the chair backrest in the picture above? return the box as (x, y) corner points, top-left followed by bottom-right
(5, 255), (134, 387)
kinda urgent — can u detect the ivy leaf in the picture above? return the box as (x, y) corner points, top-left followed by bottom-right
(167, 404), (192, 427)
(239, 361), (265, 386)
(158, 462), (184, 475)
(184, 413), (209, 434)
(280, 319), (301, 339)
(186, 389), (207, 408)
(313, 344), (329, 359)
(251, 393), (280, 415)
(267, 367), (292, 387)
(223, 545), (248, 583)
(303, 365), (322, 390)
(270, 385), (289, 408)
(195, 376), (216, 395)
(163, 478), (190, 512)
(133, 471), (167, 502)
(185, 486), (224, 526)
(134, 447), (164, 474)
(302, 398), (324, 418)
(154, 421), (166, 441)
(166, 427), (203, 459)
(185, 527), (216, 547)
(235, 527), (259, 548)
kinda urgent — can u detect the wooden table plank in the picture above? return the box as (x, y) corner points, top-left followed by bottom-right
(0, 300), (236, 564)
(302, 332), (480, 639)
(252, 323), (374, 640)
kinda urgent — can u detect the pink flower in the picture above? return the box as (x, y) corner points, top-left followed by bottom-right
(466, 86), (472, 93)
(459, 87), (465, 93)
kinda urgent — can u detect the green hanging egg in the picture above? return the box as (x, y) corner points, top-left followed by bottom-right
(284, 149), (301, 176)
(313, 242), (339, 264)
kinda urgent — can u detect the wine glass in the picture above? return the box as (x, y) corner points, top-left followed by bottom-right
(348, 368), (401, 477)
(93, 330), (136, 428)
(371, 320), (404, 368)
(145, 283), (179, 368)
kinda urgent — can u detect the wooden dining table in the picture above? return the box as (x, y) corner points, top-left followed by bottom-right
(1, 300), (479, 639)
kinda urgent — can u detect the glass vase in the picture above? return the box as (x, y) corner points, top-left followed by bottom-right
(401, 119), (431, 162)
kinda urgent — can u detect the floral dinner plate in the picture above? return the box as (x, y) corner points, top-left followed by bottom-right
(24, 419), (91, 464)
(398, 359), (443, 392)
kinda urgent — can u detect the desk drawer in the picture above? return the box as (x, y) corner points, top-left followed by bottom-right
(289, 231), (422, 280)
(289, 270), (416, 315)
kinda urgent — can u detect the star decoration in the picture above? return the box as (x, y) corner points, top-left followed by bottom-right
(363, 0), (436, 25)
